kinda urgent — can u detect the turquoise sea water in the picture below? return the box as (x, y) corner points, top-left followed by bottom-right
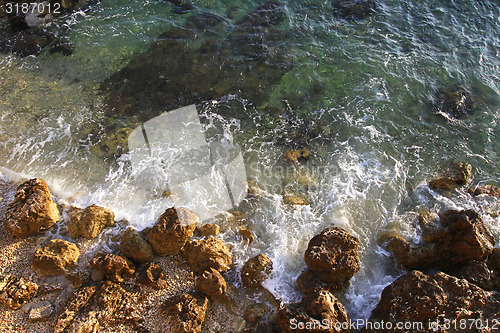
(1, 0), (499, 321)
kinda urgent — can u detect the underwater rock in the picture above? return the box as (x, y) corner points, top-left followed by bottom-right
(163, 293), (209, 333)
(66, 269), (91, 289)
(182, 237), (233, 273)
(195, 267), (226, 297)
(428, 161), (472, 191)
(244, 303), (269, 324)
(4, 178), (60, 238)
(100, 2), (292, 123)
(239, 227), (255, 244)
(147, 207), (199, 256)
(165, 0), (195, 14)
(28, 301), (53, 322)
(68, 204), (115, 239)
(433, 85), (479, 118)
(362, 271), (500, 332)
(283, 148), (310, 164)
(283, 192), (310, 205)
(120, 227), (154, 264)
(0, 274), (38, 309)
(32, 239), (80, 276)
(333, 0), (377, 20)
(138, 262), (168, 290)
(304, 227), (360, 286)
(278, 290), (352, 333)
(89, 252), (135, 283)
(241, 254), (273, 289)
(185, 12), (226, 31)
(468, 184), (500, 198)
(195, 223), (220, 238)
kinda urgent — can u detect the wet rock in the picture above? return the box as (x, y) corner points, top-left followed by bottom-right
(183, 237), (233, 273)
(362, 270), (500, 332)
(163, 293), (209, 333)
(488, 248), (500, 270)
(334, 0), (377, 20)
(241, 254), (273, 289)
(468, 184), (500, 198)
(32, 239), (80, 276)
(385, 236), (440, 270)
(195, 267), (226, 297)
(239, 227), (255, 244)
(68, 204), (115, 239)
(195, 223), (220, 238)
(433, 85), (479, 118)
(283, 192), (310, 205)
(244, 303), (269, 323)
(297, 269), (337, 295)
(278, 290), (352, 333)
(39, 282), (64, 296)
(55, 281), (141, 333)
(28, 301), (53, 322)
(120, 227), (154, 264)
(66, 269), (91, 288)
(4, 178), (59, 238)
(450, 260), (495, 291)
(428, 161), (472, 191)
(304, 227), (360, 286)
(147, 207), (199, 256)
(89, 252), (135, 283)
(0, 274), (38, 309)
(138, 262), (168, 290)
(283, 148), (310, 164)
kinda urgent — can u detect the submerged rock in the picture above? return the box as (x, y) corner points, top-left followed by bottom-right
(0, 274), (38, 309)
(239, 227), (255, 244)
(278, 290), (352, 333)
(32, 239), (80, 276)
(182, 237), (233, 273)
(28, 301), (53, 323)
(196, 267), (226, 297)
(283, 148), (310, 164)
(138, 262), (168, 290)
(303, 227), (360, 287)
(241, 254), (273, 289)
(68, 204), (115, 239)
(89, 252), (135, 283)
(120, 227), (154, 264)
(66, 269), (91, 289)
(362, 271), (500, 332)
(428, 161), (472, 191)
(4, 178), (59, 238)
(468, 184), (500, 198)
(433, 85), (480, 118)
(163, 293), (209, 333)
(334, 0), (377, 20)
(147, 207), (199, 256)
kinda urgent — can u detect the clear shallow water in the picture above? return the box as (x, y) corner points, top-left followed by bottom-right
(1, 0), (499, 321)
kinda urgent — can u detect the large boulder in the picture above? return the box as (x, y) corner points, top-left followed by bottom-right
(241, 254), (273, 289)
(68, 204), (115, 239)
(362, 271), (500, 332)
(304, 227), (360, 287)
(196, 267), (226, 297)
(119, 227), (154, 263)
(4, 178), (59, 238)
(163, 293), (209, 333)
(278, 290), (352, 333)
(428, 161), (472, 191)
(147, 207), (199, 256)
(182, 237), (232, 273)
(89, 252), (135, 283)
(32, 239), (80, 276)
(0, 274), (38, 309)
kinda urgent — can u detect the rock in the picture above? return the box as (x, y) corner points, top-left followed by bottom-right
(89, 252), (135, 283)
(4, 178), (59, 238)
(304, 227), (360, 286)
(283, 192), (310, 205)
(488, 248), (500, 270)
(39, 282), (64, 296)
(386, 209), (495, 271)
(138, 262), (168, 290)
(120, 227), (154, 263)
(239, 227), (255, 244)
(334, 0), (377, 20)
(469, 184), (500, 198)
(183, 237), (233, 273)
(32, 239), (80, 276)
(241, 254), (273, 289)
(244, 303), (269, 323)
(195, 223), (220, 238)
(55, 281), (141, 333)
(433, 85), (479, 118)
(147, 207), (199, 256)
(450, 260), (495, 291)
(66, 269), (91, 288)
(165, 0), (195, 14)
(278, 290), (352, 333)
(284, 148), (310, 164)
(68, 204), (115, 239)
(362, 271), (500, 332)
(195, 267), (226, 297)
(428, 161), (472, 191)
(185, 12), (226, 31)
(163, 293), (209, 333)
(297, 269), (336, 295)
(0, 274), (38, 309)
(28, 301), (53, 322)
